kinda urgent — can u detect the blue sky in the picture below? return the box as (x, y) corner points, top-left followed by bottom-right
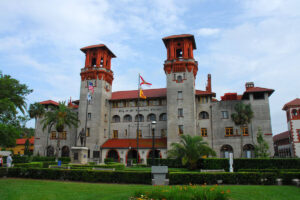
(1, 0), (300, 135)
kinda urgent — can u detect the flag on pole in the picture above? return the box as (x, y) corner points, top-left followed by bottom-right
(139, 75), (152, 86)
(88, 81), (94, 94)
(139, 89), (146, 99)
(87, 92), (92, 100)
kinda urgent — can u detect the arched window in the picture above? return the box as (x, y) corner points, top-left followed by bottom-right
(220, 145), (233, 158)
(135, 114), (144, 122)
(292, 109), (298, 116)
(199, 111), (209, 119)
(159, 113), (167, 121)
(112, 115), (120, 123)
(47, 146), (54, 157)
(243, 144), (254, 158)
(147, 113), (156, 121)
(123, 114), (132, 122)
(177, 75), (183, 83)
(61, 146), (70, 157)
(176, 48), (183, 58)
(106, 149), (120, 162)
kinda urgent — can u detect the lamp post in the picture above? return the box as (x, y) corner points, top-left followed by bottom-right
(151, 121), (157, 166)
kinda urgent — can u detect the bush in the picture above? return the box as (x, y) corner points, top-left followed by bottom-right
(4, 168), (151, 184)
(14, 162), (43, 168)
(32, 156), (55, 162)
(280, 172), (300, 185)
(169, 172), (277, 185)
(197, 158), (229, 171)
(104, 158), (114, 164)
(233, 159), (300, 170)
(65, 163), (125, 170)
(146, 158), (182, 168)
(2, 155), (31, 163)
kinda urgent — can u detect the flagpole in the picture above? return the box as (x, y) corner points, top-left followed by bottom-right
(136, 73), (140, 164)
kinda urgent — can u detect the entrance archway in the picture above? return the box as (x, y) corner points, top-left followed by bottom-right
(106, 149), (120, 162)
(126, 149), (140, 164)
(220, 145), (233, 158)
(147, 149), (161, 159)
(47, 146), (54, 157)
(61, 146), (70, 157)
(243, 144), (255, 158)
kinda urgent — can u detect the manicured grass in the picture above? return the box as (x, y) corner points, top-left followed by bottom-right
(1, 178), (300, 200)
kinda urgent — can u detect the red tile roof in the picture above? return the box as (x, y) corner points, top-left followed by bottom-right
(244, 87), (274, 94)
(162, 34), (196, 49)
(273, 131), (289, 142)
(101, 138), (167, 149)
(283, 98), (300, 110)
(16, 137), (34, 145)
(39, 100), (59, 106)
(80, 44), (116, 58)
(110, 88), (215, 100)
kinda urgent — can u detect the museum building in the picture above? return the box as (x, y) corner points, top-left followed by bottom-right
(34, 34), (275, 164)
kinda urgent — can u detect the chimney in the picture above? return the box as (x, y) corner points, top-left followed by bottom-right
(206, 74), (212, 92)
(245, 82), (254, 90)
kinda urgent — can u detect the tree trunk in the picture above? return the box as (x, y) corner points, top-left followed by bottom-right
(240, 126), (243, 158)
(56, 137), (60, 162)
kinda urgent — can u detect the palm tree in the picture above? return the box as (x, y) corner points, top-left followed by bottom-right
(29, 102), (45, 129)
(168, 135), (216, 170)
(41, 102), (79, 160)
(231, 102), (254, 157)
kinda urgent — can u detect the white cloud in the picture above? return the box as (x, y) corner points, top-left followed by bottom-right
(196, 28), (220, 36)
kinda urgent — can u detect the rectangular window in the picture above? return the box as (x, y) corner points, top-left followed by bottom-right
(129, 101), (136, 107)
(50, 131), (56, 139)
(104, 129), (107, 138)
(178, 125), (184, 135)
(201, 128), (207, 137)
(112, 102), (118, 108)
(136, 130), (142, 138)
(113, 130), (118, 138)
(93, 151), (100, 158)
(59, 131), (67, 140)
(86, 128), (90, 137)
(118, 101), (124, 108)
(178, 91), (183, 99)
(178, 108), (183, 117)
(225, 127), (234, 136)
(242, 127), (249, 136)
(88, 113), (91, 120)
(221, 111), (229, 119)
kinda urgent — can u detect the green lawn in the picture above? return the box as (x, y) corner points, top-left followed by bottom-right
(0, 178), (300, 200)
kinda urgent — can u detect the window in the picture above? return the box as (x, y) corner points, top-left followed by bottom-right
(86, 128), (90, 137)
(178, 91), (183, 99)
(177, 75), (183, 83)
(159, 113), (167, 121)
(104, 114), (107, 122)
(104, 129), (107, 138)
(113, 130), (118, 138)
(129, 101), (136, 107)
(176, 48), (183, 58)
(112, 115), (120, 123)
(199, 111), (209, 119)
(200, 97), (208, 103)
(147, 113), (156, 121)
(135, 114), (144, 122)
(201, 128), (207, 137)
(93, 151), (100, 158)
(225, 127), (233, 136)
(50, 131), (56, 139)
(178, 125), (184, 135)
(221, 111), (229, 119)
(241, 127), (249, 136)
(91, 58), (96, 66)
(178, 108), (183, 117)
(136, 130), (142, 138)
(253, 92), (265, 100)
(118, 101), (124, 108)
(59, 131), (67, 140)
(100, 58), (103, 67)
(149, 100), (159, 106)
(123, 115), (132, 122)
(88, 113), (91, 120)
(292, 109), (298, 117)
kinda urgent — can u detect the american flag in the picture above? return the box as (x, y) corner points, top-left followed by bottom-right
(88, 82), (94, 94)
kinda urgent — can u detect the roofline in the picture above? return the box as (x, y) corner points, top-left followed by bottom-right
(162, 34), (196, 49)
(80, 44), (116, 58)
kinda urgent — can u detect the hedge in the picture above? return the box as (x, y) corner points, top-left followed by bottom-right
(64, 163), (125, 170)
(280, 172), (300, 185)
(147, 158), (300, 171)
(238, 169), (300, 174)
(14, 162), (43, 168)
(169, 172), (277, 185)
(0, 168), (151, 184)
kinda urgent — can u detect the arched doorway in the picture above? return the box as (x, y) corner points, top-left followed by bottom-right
(243, 144), (255, 158)
(126, 149), (140, 164)
(61, 146), (70, 157)
(147, 149), (161, 159)
(47, 146), (54, 157)
(220, 145), (233, 158)
(106, 149), (120, 162)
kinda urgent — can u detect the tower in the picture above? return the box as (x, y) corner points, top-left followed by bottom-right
(78, 44), (116, 159)
(162, 34), (198, 148)
(283, 98), (300, 157)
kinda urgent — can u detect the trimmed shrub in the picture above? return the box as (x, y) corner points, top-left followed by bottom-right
(4, 168), (151, 184)
(146, 158), (182, 168)
(14, 162), (43, 168)
(32, 156), (55, 162)
(2, 155), (31, 163)
(197, 158), (229, 171)
(104, 158), (114, 164)
(233, 159), (300, 170)
(280, 172), (300, 185)
(169, 172), (277, 185)
(65, 163), (125, 170)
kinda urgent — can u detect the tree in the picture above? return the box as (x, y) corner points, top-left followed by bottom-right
(168, 135), (216, 170)
(254, 128), (270, 158)
(29, 102), (45, 125)
(24, 138), (31, 156)
(0, 72), (32, 147)
(231, 102), (254, 157)
(41, 102), (79, 160)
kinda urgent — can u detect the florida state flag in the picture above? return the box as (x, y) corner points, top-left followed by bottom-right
(140, 75), (152, 86)
(139, 89), (147, 99)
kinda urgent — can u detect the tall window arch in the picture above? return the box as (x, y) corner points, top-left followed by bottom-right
(220, 145), (233, 158)
(147, 113), (156, 121)
(112, 115), (120, 123)
(135, 114), (144, 122)
(159, 113), (167, 121)
(199, 111), (209, 119)
(123, 114), (132, 122)
(292, 109), (298, 117)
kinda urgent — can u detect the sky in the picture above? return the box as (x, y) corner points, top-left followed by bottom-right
(0, 0), (300, 135)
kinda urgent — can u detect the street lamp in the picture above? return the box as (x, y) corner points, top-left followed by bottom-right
(151, 121), (157, 166)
